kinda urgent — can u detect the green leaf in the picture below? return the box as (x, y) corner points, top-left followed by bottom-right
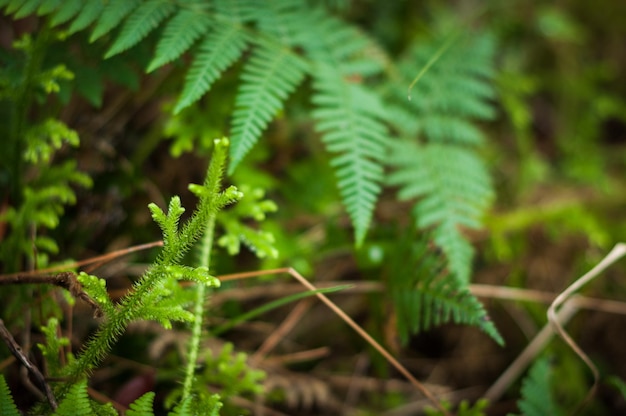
(146, 7), (211, 72)
(127, 392), (155, 416)
(512, 358), (563, 416)
(228, 41), (308, 171)
(67, 1), (104, 34)
(54, 380), (92, 415)
(0, 376), (19, 416)
(106, 0), (176, 58)
(13, 0), (42, 19)
(174, 22), (248, 113)
(388, 142), (493, 283)
(313, 71), (387, 245)
(90, 0), (141, 42)
(50, 0), (82, 26)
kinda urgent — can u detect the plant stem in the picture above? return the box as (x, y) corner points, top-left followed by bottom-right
(182, 216), (216, 400)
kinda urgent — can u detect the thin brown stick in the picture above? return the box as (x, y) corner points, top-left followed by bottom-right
(262, 347), (331, 366)
(0, 319), (57, 410)
(484, 300), (579, 402)
(219, 267), (449, 415)
(250, 298), (314, 365)
(0, 240), (163, 279)
(547, 243), (626, 415)
(0, 272), (102, 317)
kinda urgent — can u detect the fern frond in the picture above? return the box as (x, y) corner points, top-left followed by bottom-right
(37, 0), (61, 15)
(254, 0), (306, 45)
(146, 7), (211, 72)
(127, 392), (155, 416)
(174, 22), (248, 114)
(105, 0), (176, 59)
(49, 0), (81, 26)
(213, 0), (257, 22)
(90, 0), (140, 42)
(228, 41), (307, 171)
(0, 375), (19, 416)
(67, 1), (103, 35)
(312, 69), (388, 245)
(54, 380), (92, 415)
(514, 358), (563, 416)
(296, 9), (388, 244)
(13, 0), (42, 19)
(388, 141), (493, 282)
(388, 31), (497, 144)
(388, 233), (503, 346)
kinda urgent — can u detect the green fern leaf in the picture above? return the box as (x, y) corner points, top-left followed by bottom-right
(213, 0), (257, 22)
(389, 30), (497, 145)
(49, 0), (81, 25)
(105, 0), (176, 59)
(388, 141), (493, 282)
(54, 380), (92, 415)
(229, 41), (307, 171)
(67, 1), (104, 34)
(13, 0), (42, 18)
(127, 392), (155, 416)
(37, 0), (61, 15)
(174, 22), (248, 114)
(389, 233), (503, 346)
(513, 358), (563, 416)
(312, 69), (388, 245)
(90, 0), (140, 42)
(0, 375), (19, 416)
(254, 0), (306, 45)
(146, 7), (211, 72)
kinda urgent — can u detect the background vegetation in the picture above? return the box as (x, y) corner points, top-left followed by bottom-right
(1, 0), (626, 415)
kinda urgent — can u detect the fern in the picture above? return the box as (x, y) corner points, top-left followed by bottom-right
(53, 380), (92, 416)
(229, 40), (307, 170)
(49, 0), (82, 27)
(511, 357), (563, 416)
(90, 0), (141, 42)
(0, 375), (20, 416)
(385, 27), (497, 282)
(388, 141), (493, 283)
(388, 232), (503, 346)
(301, 11), (389, 244)
(105, 0), (176, 58)
(174, 22), (248, 113)
(67, 1), (104, 34)
(1, 0), (393, 245)
(146, 7), (210, 72)
(126, 392), (156, 416)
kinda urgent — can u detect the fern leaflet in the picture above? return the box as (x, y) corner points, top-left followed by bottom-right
(0, 375), (19, 416)
(12, 0), (39, 19)
(513, 358), (563, 416)
(54, 380), (92, 415)
(312, 70), (388, 245)
(388, 141), (493, 282)
(67, 1), (103, 35)
(146, 7), (211, 72)
(105, 0), (176, 59)
(388, 233), (503, 346)
(228, 41), (307, 171)
(49, 0), (81, 26)
(90, 0), (140, 42)
(174, 22), (248, 114)
(127, 392), (156, 416)
(303, 11), (388, 244)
